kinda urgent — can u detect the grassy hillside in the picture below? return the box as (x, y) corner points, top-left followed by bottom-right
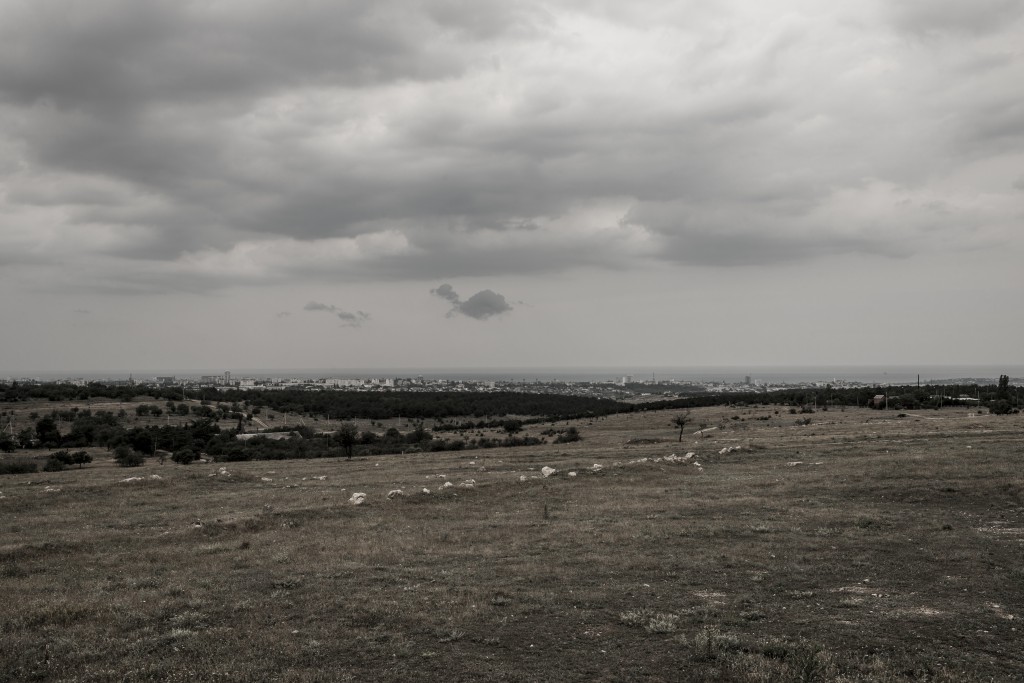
(2, 406), (1022, 681)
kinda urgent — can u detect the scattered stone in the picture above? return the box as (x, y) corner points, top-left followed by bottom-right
(786, 461), (804, 467)
(121, 477), (143, 483)
(422, 488), (431, 494)
(44, 485), (62, 492)
(458, 479), (476, 488)
(349, 492), (367, 505)
(261, 477), (273, 482)
(312, 475), (327, 481)
(387, 489), (405, 499)
(568, 471), (577, 477)
(541, 466), (557, 477)
(441, 481), (455, 489)
(519, 475), (528, 482)
(148, 474), (162, 480)
(590, 464), (603, 472)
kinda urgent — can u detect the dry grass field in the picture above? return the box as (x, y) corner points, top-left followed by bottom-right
(2, 405), (1023, 681)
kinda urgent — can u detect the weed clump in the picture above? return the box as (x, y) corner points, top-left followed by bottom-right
(619, 608), (680, 634)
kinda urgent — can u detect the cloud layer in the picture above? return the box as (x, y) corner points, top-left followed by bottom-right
(1, 0), (1021, 296)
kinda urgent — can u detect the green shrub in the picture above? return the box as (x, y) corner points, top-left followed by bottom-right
(554, 427), (581, 443)
(43, 456), (67, 472)
(113, 445), (145, 467)
(172, 448), (198, 465)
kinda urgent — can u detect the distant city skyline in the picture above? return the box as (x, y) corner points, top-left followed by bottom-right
(1, 1), (1021, 371)
(4, 365), (1021, 388)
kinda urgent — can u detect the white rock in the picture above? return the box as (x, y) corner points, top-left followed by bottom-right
(519, 475), (528, 482)
(541, 466), (557, 477)
(312, 475), (327, 481)
(568, 471), (577, 477)
(590, 464), (603, 472)
(261, 477), (273, 482)
(387, 489), (404, 499)
(121, 477), (143, 483)
(422, 488), (431, 494)
(349, 492), (367, 505)
(148, 474), (162, 480)
(786, 461), (804, 467)
(441, 481), (454, 489)
(458, 479), (476, 488)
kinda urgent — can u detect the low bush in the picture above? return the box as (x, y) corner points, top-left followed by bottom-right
(42, 456), (67, 472)
(0, 459), (38, 475)
(113, 445), (145, 467)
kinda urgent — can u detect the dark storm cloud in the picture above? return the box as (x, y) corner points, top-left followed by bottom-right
(0, 0), (1021, 292)
(0, 0), (546, 262)
(303, 301), (370, 327)
(431, 284), (513, 320)
(0, 1), (533, 110)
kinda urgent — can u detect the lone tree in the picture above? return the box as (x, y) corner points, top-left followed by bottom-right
(672, 411), (691, 442)
(338, 422), (358, 459)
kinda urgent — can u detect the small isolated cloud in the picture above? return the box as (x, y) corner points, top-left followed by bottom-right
(431, 284), (513, 320)
(431, 283), (460, 304)
(303, 301), (370, 327)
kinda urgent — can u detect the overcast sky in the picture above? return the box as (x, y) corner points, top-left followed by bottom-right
(1, 0), (1022, 374)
